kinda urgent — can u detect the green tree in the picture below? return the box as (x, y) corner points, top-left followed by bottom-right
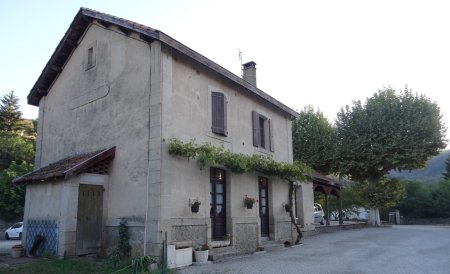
(396, 181), (432, 218)
(292, 105), (335, 174)
(429, 180), (450, 218)
(335, 87), (446, 225)
(0, 161), (33, 220)
(443, 155), (450, 180)
(0, 131), (35, 171)
(0, 91), (22, 131)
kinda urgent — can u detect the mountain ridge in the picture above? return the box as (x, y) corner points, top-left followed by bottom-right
(388, 150), (450, 183)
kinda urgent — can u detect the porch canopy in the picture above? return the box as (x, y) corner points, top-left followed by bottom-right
(311, 170), (343, 225)
(13, 147), (115, 185)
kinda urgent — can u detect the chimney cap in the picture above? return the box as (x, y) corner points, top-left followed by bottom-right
(242, 61), (257, 69)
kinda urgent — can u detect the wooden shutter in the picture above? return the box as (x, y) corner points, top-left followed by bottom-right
(252, 111), (260, 147)
(212, 92), (226, 136)
(269, 119), (274, 152)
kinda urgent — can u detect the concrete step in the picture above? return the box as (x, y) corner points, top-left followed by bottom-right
(209, 246), (237, 261)
(259, 240), (285, 252)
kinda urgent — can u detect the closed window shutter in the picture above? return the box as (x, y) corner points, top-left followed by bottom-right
(269, 119), (274, 152)
(252, 111), (260, 147)
(212, 92), (226, 135)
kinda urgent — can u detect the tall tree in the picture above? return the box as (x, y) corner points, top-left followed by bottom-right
(335, 87), (446, 225)
(292, 105), (335, 174)
(0, 91), (22, 131)
(443, 155), (450, 180)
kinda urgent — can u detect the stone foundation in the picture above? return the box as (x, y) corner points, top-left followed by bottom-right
(235, 223), (258, 253)
(171, 225), (207, 248)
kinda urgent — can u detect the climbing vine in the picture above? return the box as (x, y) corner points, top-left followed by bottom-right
(168, 138), (310, 182)
(168, 138), (311, 244)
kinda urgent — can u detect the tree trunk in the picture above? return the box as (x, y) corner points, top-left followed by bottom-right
(288, 180), (303, 244)
(368, 207), (381, 226)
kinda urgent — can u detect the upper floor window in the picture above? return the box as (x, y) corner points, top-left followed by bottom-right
(211, 91), (227, 136)
(85, 41), (97, 70)
(252, 111), (274, 152)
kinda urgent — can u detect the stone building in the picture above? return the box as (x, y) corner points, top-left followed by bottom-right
(14, 8), (316, 258)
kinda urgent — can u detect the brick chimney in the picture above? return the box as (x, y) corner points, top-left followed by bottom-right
(242, 61), (257, 87)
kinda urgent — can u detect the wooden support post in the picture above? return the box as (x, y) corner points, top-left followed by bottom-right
(338, 196), (343, 225)
(324, 194), (330, 226)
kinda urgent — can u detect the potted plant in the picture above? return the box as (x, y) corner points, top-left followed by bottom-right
(194, 243), (209, 264)
(11, 244), (24, 258)
(243, 195), (257, 209)
(190, 198), (201, 213)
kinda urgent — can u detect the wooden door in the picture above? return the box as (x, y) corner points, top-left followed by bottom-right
(210, 168), (226, 240)
(259, 177), (270, 237)
(76, 184), (103, 255)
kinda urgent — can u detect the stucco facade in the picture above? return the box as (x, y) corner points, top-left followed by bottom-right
(19, 8), (314, 258)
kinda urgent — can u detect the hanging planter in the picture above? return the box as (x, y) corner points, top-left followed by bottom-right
(191, 204), (200, 213)
(190, 198), (201, 213)
(243, 195), (257, 209)
(284, 203), (291, 212)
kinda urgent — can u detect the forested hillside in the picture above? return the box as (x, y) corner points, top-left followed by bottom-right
(389, 150), (450, 183)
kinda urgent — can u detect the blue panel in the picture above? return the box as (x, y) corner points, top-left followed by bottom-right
(25, 219), (58, 256)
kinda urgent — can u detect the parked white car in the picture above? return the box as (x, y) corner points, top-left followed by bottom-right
(314, 203), (325, 225)
(4, 222), (23, 240)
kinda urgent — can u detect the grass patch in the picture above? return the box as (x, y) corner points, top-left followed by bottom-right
(0, 257), (131, 274)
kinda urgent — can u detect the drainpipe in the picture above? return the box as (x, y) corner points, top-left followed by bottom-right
(143, 43), (153, 256)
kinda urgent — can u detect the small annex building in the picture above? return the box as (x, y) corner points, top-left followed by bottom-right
(14, 8), (319, 258)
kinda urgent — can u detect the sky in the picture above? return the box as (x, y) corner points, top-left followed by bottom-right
(1, 0), (449, 147)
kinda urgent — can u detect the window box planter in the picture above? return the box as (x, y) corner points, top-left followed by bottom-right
(210, 239), (231, 248)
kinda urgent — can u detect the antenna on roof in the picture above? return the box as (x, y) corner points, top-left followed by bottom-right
(238, 49), (243, 77)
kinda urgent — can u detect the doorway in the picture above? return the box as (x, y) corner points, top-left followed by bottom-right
(210, 168), (226, 240)
(259, 176), (270, 237)
(76, 184), (104, 255)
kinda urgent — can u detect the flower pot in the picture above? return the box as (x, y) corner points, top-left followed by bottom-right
(11, 246), (24, 258)
(194, 250), (208, 264)
(246, 203), (253, 209)
(191, 204), (199, 213)
(284, 205), (291, 212)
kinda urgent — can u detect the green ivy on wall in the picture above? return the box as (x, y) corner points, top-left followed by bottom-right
(167, 138), (310, 182)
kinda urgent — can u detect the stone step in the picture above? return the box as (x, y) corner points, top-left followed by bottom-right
(209, 246), (237, 261)
(260, 241), (285, 252)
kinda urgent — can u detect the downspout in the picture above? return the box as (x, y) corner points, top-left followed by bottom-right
(143, 42), (153, 256)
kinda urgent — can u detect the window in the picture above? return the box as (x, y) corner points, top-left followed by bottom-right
(211, 91), (227, 136)
(85, 41), (97, 70)
(252, 111), (274, 151)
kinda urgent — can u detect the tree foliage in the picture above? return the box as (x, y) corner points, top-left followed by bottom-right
(335, 87), (446, 209)
(292, 105), (335, 174)
(0, 161), (33, 220)
(0, 91), (22, 131)
(0, 131), (35, 171)
(443, 155), (450, 180)
(395, 180), (450, 218)
(396, 181), (432, 218)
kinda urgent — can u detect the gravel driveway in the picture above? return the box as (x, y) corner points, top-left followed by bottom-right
(177, 225), (450, 274)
